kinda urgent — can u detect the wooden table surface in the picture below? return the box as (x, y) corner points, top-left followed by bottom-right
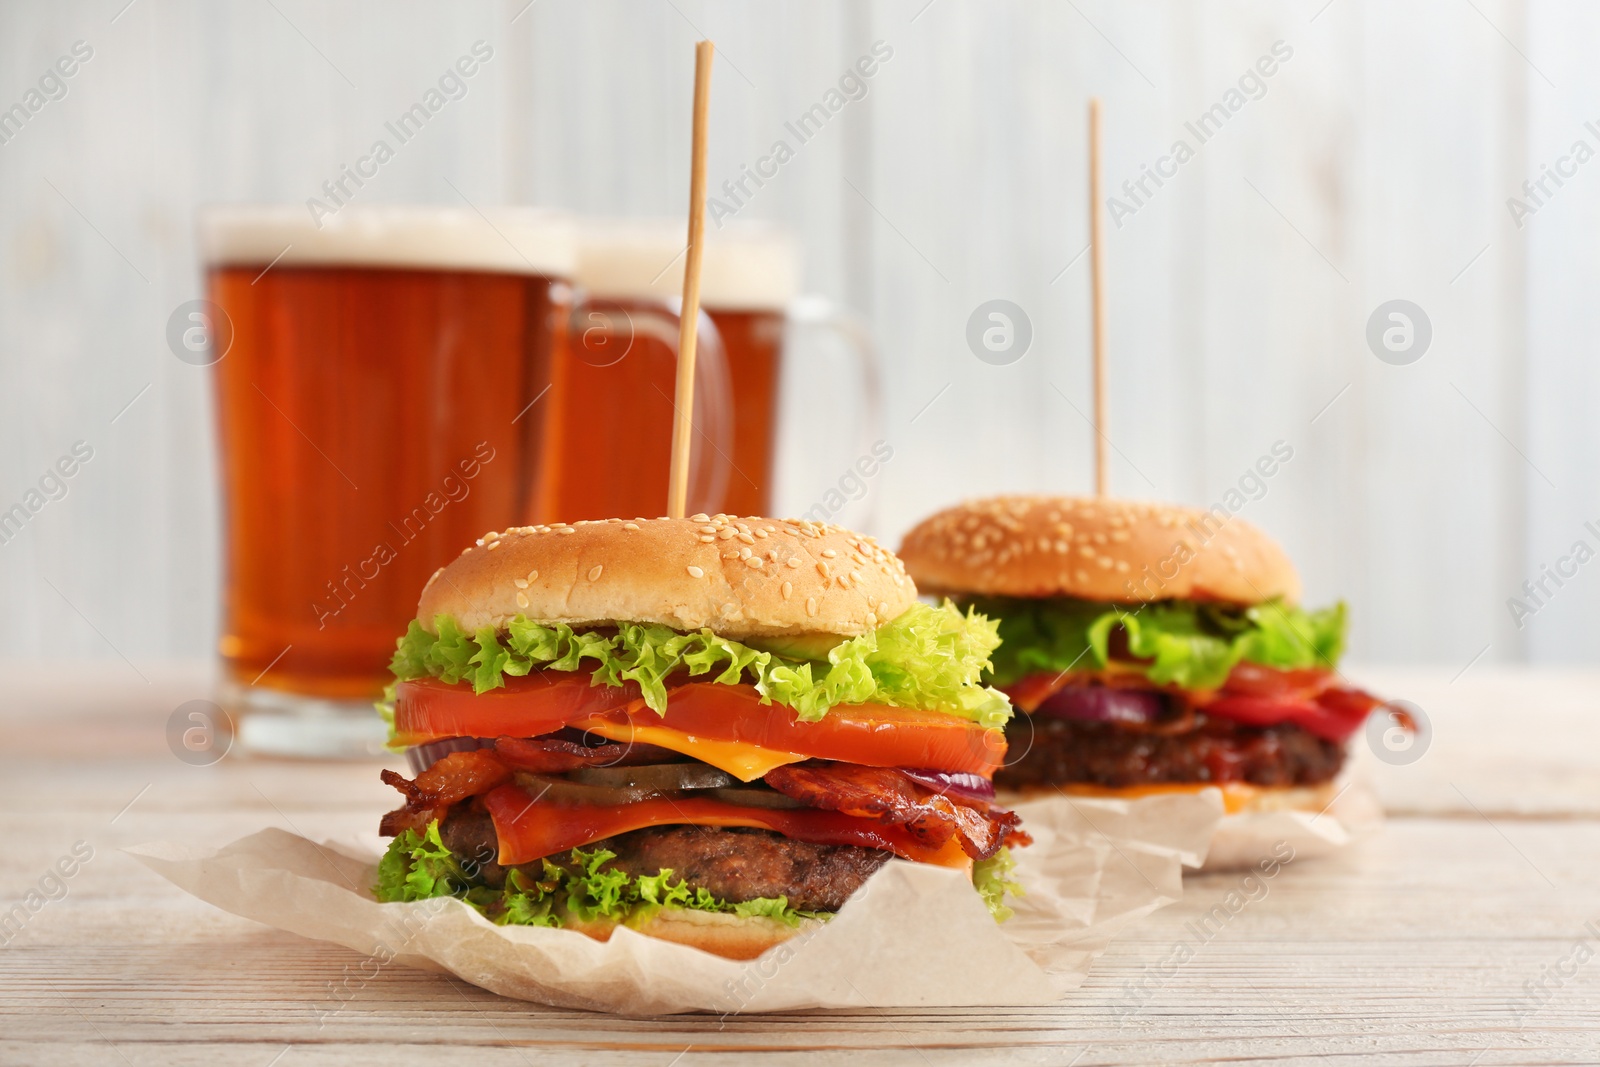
(4, 664), (1598, 1066)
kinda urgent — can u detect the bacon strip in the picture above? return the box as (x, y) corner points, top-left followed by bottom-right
(380, 749), (512, 837)
(762, 762), (1029, 860)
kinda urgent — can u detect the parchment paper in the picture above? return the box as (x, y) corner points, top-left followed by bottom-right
(1199, 778), (1385, 871)
(127, 790), (1222, 1014)
(1004, 778), (1384, 874)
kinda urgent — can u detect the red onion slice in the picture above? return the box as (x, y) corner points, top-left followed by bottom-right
(405, 727), (686, 776)
(1032, 686), (1167, 725)
(899, 768), (995, 802)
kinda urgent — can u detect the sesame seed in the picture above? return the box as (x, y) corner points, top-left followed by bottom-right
(737, 532), (756, 545)
(513, 578), (529, 589)
(787, 557), (802, 568)
(557, 527), (575, 535)
(700, 525), (717, 534)
(515, 592), (529, 609)
(486, 540), (501, 550)
(719, 528), (738, 540)
(821, 548), (837, 558)
(699, 535), (716, 543)
(755, 529), (768, 539)
(746, 557), (763, 569)
(723, 550), (740, 560)
(817, 562), (830, 579)
(806, 597), (818, 616)
(781, 581), (793, 599)
(527, 570), (538, 582)
(739, 547), (753, 560)
(588, 565), (603, 580)
(687, 565), (704, 578)
(623, 522), (640, 531)
(691, 513), (710, 522)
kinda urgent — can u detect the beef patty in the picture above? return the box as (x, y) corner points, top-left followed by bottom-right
(439, 809), (891, 912)
(994, 711), (1346, 792)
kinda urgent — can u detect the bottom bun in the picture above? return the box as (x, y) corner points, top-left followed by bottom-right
(564, 908), (824, 961)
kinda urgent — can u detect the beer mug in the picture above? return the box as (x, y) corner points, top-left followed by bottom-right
(570, 219), (881, 526)
(198, 205), (731, 756)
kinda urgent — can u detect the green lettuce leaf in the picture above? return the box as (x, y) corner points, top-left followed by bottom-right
(375, 824), (1022, 928)
(386, 600), (1011, 730)
(974, 597), (1347, 691)
(373, 825), (823, 928)
(374, 820), (470, 902)
(972, 847), (1022, 923)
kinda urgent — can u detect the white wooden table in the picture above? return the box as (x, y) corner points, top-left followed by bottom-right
(3, 665), (1598, 1066)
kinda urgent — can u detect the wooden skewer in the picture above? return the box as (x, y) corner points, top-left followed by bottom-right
(1088, 97), (1109, 498)
(667, 39), (715, 520)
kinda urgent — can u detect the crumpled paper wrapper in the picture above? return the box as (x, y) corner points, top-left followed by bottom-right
(1005, 778), (1385, 875)
(127, 791), (1222, 1014)
(1199, 777), (1385, 871)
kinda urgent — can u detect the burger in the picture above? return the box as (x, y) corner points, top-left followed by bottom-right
(373, 515), (1028, 960)
(898, 496), (1387, 816)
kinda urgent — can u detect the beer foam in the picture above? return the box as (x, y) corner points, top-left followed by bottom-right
(576, 219), (799, 311)
(199, 205), (576, 276)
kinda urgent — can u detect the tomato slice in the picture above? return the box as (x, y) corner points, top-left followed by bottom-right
(395, 676), (1005, 777)
(1206, 668), (1381, 741)
(1201, 695), (1359, 741)
(1217, 662), (1335, 701)
(392, 673), (642, 747)
(483, 783), (972, 868)
(587, 683), (1004, 777)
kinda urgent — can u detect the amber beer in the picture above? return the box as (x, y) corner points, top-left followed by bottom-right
(201, 206), (575, 755)
(568, 222), (798, 519)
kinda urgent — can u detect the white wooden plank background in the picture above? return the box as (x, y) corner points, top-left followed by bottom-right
(3, 663), (1599, 1065)
(0, 0), (1591, 672)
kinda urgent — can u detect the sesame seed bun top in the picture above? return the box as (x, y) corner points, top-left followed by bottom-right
(417, 515), (918, 640)
(897, 495), (1302, 605)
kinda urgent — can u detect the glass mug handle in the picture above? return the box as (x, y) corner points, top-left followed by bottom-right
(568, 297), (734, 517)
(785, 295), (886, 530)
